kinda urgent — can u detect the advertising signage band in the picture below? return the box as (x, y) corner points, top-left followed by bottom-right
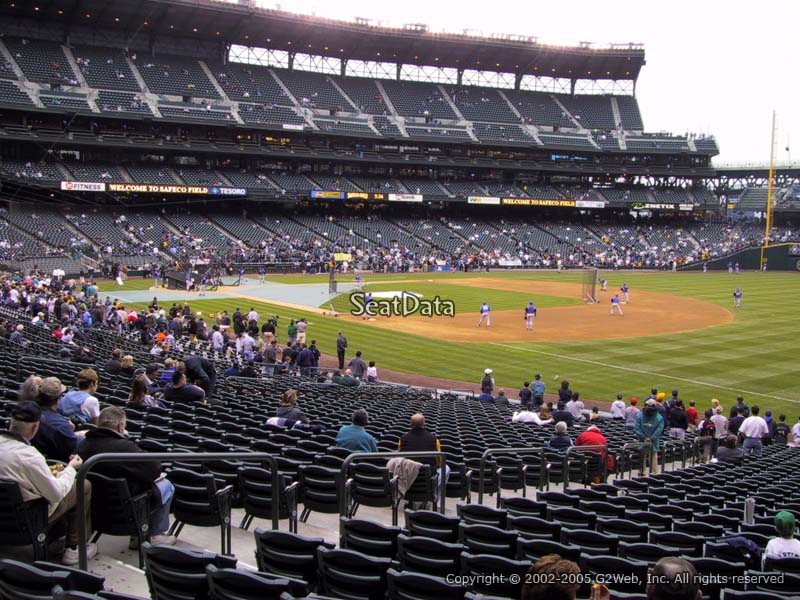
(468, 196), (501, 205)
(310, 190), (345, 199)
(61, 181), (106, 192)
(501, 198), (577, 207)
(388, 193), (423, 202)
(106, 183), (246, 196)
(310, 191), (387, 200)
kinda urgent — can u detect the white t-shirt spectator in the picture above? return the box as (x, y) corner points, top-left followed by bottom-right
(711, 413), (729, 439)
(792, 422), (800, 443)
(739, 415), (769, 439)
(80, 394), (100, 421)
(765, 536), (800, 559)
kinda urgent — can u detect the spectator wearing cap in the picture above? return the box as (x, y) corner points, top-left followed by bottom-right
(546, 421), (573, 452)
(624, 397), (640, 428)
(576, 425), (614, 480)
(667, 399), (688, 440)
(739, 404), (769, 456)
(634, 399), (665, 474)
(224, 360), (241, 378)
(58, 369), (100, 425)
(480, 368), (494, 394)
(77, 406), (176, 548)
(32, 377), (83, 462)
(0, 401), (95, 565)
(730, 396), (750, 419)
(336, 409), (378, 453)
(667, 388), (681, 410)
(765, 511), (800, 561)
(611, 394), (626, 419)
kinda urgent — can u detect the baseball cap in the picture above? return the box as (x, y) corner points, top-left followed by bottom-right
(645, 399), (658, 407)
(775, 511), (796, 536)
(534, 374), (541, 379)
(11, 401), (41, 423)
(617, 393), (623, 400)
(38, 377), (66, 400)
(484, 368), (493, 375)
(630, 397), (638, 405)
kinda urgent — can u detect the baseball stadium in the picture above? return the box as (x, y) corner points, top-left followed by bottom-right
(0, 0), (798, 598)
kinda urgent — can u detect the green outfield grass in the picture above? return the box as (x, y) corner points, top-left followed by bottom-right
(325, 281), (579, 312)
(129, 271), (800, 417)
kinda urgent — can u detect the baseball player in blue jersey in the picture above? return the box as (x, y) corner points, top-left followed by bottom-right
(733, 287), (742, 307)
(621, 283), (630, 304)
(199, 271), (208, 296)
(363, 292), (373, 320)
(258, 266), (266, 283)
(153, 266), (161, 288)
(524, 301), (537, 330)
(185, 271), (192, 292)
(610, 294), (624, 316)
(355, 271), (362, 291)
(599, 277), (608, 291)
(238, 266), (246, 285)
(477, 301), (491, 327)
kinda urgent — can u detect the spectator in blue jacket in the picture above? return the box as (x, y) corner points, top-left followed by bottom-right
(634, 399), (665, 474)
(336, 409), (378, 453)
(32, 376), (82, 462)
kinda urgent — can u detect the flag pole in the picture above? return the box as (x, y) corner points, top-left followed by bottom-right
(762, 110), (777, 270)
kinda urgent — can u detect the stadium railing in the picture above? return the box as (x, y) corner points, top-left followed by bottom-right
(76, 452), (283, 570)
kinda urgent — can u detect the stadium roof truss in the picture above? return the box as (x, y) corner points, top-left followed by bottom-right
(0, 0), (646, 93)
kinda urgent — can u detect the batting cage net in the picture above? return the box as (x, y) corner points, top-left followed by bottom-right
(582, 268), (599, 304)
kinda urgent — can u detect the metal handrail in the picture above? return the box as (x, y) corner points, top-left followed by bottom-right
(337, 451), (446, 521)
(76, 451), (280, 570)
(562, 445), (608, 491)
(478, 447), (547, 504)
(618, 442), (651, 479)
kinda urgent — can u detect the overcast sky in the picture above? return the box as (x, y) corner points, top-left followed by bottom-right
(245, 0), (798, 165)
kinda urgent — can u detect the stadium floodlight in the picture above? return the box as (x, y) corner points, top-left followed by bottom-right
(403, 23), (428, 33)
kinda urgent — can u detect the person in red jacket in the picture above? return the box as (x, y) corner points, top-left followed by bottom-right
(575, 425), (615, 481)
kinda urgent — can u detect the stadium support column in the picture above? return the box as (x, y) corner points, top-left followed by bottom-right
(762, 110), (777, 269)
(514, 72), (522, 90)
(341, 59), (347, 78)
(396, 63), (402, 81)
(457, 69), (463, 86)
(288, 52), (295, 71)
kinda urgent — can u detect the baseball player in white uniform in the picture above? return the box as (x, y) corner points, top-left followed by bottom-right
(477, 302), (491, 327)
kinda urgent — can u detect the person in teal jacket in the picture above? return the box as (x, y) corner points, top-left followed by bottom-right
(336, 409), (378, 453)
(634, 399), (665, 474)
